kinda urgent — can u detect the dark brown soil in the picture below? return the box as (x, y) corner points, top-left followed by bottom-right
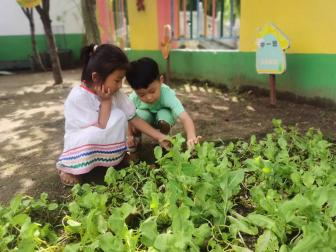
(0, 69), (335, 204)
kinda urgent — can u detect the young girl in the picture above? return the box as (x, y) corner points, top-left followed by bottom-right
(56, 44), (168, 186)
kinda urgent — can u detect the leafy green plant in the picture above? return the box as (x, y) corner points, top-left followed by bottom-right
(0, 120), (335, 251)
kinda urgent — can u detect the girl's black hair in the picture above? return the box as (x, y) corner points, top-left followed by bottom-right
(80, 43), (129, 85)
(125, 57), (160, 90)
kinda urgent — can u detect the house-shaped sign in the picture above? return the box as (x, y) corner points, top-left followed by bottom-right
(256, 23), (290, 74)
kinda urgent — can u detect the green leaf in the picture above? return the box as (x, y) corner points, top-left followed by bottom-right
(292, 233), (321, 252)
(277, 137), (287, 150)
(68, 202), (81, 216)
(11, 214), (30, 226)
(231, 245), (253, 252)
(193, 223), (211, 246)
(150, 192), (160, 214)
(246, 213), (283, 239)
(272, 119), (282, 128)
(290, 171), (301, 186)
(108, 210), (126, 235)
(302, 172), (315, 187)
(140, 217), (159, 247)
(64, 243), (81, 252)
(19, 219), (40, 240)
(9, 195), (23, 214)
(17, 238), (36, 252)
(48, 203), (58, 211)
(97, 214), (108, 234)
(40, 192), (48, 203)
(279, 245), (289, 252)
(40, 224), (58, 243)
(170, 206), (194, 248)
(85, 210), (101, 238)
(279, 194), (311, 222)
(104, 167), (117, 185)
(228, 170), (245, 192)
(171, 206), (190, 232)
(66, 218), (82, 234)
(67, 219), (81, 227)
(83, 241), (99, 252)
(228, 216), (258, 236)
(154, 146), (163, 160)
(255, 230), (279, 252)
(99, 232), (124, 252)
(154, 233), (176, 252)
(143, 181), (157, 199)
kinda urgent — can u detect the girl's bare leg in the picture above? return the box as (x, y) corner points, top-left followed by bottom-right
(58, 171), (80, 186)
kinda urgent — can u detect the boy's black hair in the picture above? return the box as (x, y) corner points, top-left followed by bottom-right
(125, 57), (160, 89)
(80, 43), (129, 85)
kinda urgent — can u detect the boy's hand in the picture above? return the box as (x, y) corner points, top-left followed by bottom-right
(158, 136), (171, 150)
(187, 136), (202, 149)
(95, 85), (112, 101)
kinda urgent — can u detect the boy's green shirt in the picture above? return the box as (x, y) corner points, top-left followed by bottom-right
(129, 84), (185, 119)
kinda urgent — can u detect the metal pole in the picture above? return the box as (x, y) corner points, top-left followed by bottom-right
(175, 0), (180, 39)
(204, 0), (208, 38)
(167, 55), (171, 84)
(121, 0), (126, 47)
(212, 0), (216, 38)
(220, 0), (224, 37)
(171, 0), (174, 36)
(269, 74), (277, 106)
(190, 0), (193, 39)
(230, 0), (234, 37)
(196, 0), (200, 39)
(183, 0), (187, 38)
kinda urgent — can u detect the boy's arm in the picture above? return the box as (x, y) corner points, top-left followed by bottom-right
(129, 117), (170, 149)
(179, 111), (200, 148)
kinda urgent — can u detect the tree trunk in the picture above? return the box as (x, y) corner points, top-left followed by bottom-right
(81, 0), (100, 44)
(21, 8), (46, 71)
(36, 1), (63, 84)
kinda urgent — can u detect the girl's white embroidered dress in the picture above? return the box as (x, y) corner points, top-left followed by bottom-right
(56, 85), (135, 174)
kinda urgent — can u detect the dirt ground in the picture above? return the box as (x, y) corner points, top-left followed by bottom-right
(1, 69), (335, 204)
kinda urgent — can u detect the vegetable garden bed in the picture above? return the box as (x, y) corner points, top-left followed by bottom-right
(1, 120), (335, 251)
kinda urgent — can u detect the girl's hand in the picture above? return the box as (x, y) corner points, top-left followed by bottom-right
(95, 85), (113, 101)
(187, 136), (202, 149)
(127, 135), (136, 148)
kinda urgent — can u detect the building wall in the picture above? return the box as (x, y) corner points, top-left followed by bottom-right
(0, 0), (84, 68)
(126, 0), (159, 50)
(238, 0), (336, 101)
(127, 50), (336, 101)
(127, 0), (336, 101)
(240, 0), (336, 54)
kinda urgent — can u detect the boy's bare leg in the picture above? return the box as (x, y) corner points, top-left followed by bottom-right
(158, 120), (171, 135)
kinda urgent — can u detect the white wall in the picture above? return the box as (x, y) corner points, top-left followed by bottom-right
(0, 0), (83, 36)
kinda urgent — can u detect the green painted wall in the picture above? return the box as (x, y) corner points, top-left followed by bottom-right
(0, 34), (84, 64)
(127, 50), (336, 101)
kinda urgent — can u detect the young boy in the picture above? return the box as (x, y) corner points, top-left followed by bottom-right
(125, 57), (200, 151)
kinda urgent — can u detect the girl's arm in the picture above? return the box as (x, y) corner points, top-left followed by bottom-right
(127, 123), (136, 148)
(97, 99), (112, 129)
(96, 85), (113, 129)
(179, 111), (200, 148)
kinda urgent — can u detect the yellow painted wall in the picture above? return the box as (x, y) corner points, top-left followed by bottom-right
(127, 0), (159, 50)
(240, 0), (336, 53)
